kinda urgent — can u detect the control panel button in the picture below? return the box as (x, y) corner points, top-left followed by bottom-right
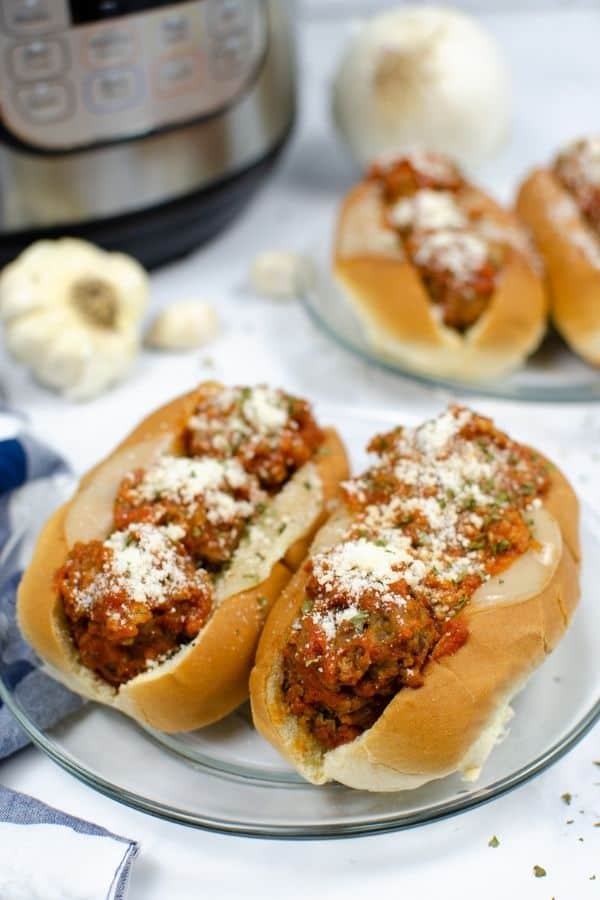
(154, 54), (201, 98)
(211, 33), (251, 81)
(84, 67), (143, 114)
(16, 80), (71, 123)
(207, 0), (250, 38)
(86, 27), (135, 67)
(160, 13), (191, 47)
(3, 0), (69, 35)
(10, 38), (66, 80)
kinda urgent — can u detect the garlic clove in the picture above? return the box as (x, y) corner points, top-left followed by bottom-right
(32, 325), (94, 392)
(144, 300), (219, 351)
(249, 251), (301, 300)
(64, 330), (138, 401)
(4, 307), (75, 364)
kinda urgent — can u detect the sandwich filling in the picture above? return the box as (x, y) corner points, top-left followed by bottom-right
(282, 407), (550, 750)
(56, 384), (323, 687)
(370, 153), (503, 332)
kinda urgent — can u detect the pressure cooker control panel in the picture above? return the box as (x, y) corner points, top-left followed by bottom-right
(0, 0), (269, 151)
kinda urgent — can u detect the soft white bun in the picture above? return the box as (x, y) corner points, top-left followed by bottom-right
(334, 179), (547, 381)
(517, 168), (600, 366)
(250, 455), (580, 791)
(17, 384), (349, 733)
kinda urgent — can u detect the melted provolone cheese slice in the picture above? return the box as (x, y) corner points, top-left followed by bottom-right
(64, 435), (174, 547)
(216, 462), (323, 601)
(470, 506), (561, 608)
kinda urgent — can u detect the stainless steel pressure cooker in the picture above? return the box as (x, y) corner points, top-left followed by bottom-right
(0, 0), (296, 267)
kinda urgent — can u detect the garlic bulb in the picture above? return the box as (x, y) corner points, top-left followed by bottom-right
(249, 251), (301, 300)
(332, 6), (511, 169)
(0, 238), (147, 400)
(144, 300), (219, 351)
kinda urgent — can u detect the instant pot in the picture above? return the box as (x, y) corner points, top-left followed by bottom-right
(0, 0), (296, 267)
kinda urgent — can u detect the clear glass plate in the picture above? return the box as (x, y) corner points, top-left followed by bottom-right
(1, 407), (598, 838)
(298, 242), (600, 404)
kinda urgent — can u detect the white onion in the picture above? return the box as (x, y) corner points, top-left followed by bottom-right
(332, 5), (511, 169)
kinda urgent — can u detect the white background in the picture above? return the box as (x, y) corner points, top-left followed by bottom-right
(1, 5), (600, 898)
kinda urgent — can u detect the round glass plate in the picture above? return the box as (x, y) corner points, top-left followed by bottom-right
(298, 241), (600, 403)
(1, 408), (598, 838)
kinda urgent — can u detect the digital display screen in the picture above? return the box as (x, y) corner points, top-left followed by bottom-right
(69, 0), (196, 25)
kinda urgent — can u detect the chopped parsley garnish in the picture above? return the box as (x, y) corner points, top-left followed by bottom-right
(350, 611), (369, 632)
(532, 866), (547, 878)
(488, 835), (500, 848)
(303, 481), (312, 491)
(301, 599), (313, 614)
(561, 792), (572, 805)
(492, 539), (512, 555)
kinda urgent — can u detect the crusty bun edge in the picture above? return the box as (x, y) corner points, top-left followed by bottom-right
(516, 168), (600, 366)
(17, 388), (349, 732)
(334, 181), (547, 381)
(249, 460), (580, 790)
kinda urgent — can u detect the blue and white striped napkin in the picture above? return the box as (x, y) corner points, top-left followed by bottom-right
(0, 408), (80, 758)
(0, 407), (139, 900)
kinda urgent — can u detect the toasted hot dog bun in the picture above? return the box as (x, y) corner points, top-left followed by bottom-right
(334, 179), (547, 381)
(517, 167), (600, 366)
(250, 452), (580, 791)
(17, 385), (349, 733)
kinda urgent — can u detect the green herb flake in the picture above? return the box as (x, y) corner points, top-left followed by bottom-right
(350, 611), (369, 632)
(561, 792), (572, 806)
(278, 522), (287, 535)
(566, 819), (574, 825)
(242, 573), (259, 583)
(303, 481), (312, 491)
(594, 822), (600, 828)
(256, 595), (267, 609)
(256, 502), (267, 515)
(301, 599), (313, 614)
(521, 482), (536, 495)
(533, 865), (547, 878)
(493, 539), (512, 555)
(488, 835), (500, 848)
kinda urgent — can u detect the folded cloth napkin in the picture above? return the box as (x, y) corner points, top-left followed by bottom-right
(0, 409), (139, 900)
(0, 407), (81, 759)
(0, 784), (139, 900)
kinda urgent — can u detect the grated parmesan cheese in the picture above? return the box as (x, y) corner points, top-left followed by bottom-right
(390, 190), (465, 231)
(73, 523), (206, 614)
(414, 230), (489, 284)
(127, 455), (262, 525)
(301, 407), (548, 645)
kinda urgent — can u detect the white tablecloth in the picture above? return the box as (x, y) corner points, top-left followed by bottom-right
(1, 9), (599, 897)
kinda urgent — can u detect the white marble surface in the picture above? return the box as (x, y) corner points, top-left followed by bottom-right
(1, 8), (600, 899)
